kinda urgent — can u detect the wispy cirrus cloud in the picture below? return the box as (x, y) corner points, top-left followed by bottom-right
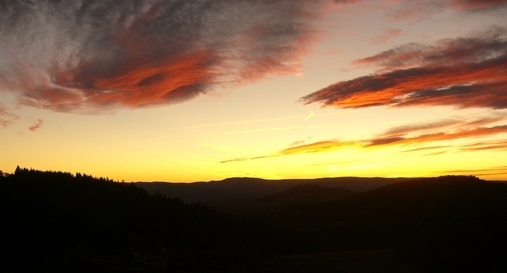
(220, 154), (279, 164)
(386, 0), (445, 21)
(398, 145), (449, 153)
(439, 165), (507, 177)
(363, 114), (507, 147)
(460, 139), (507, 152)
(220, 140), (357, 163)
(301, 28), (507, 109)
(369, 28), (402, 45)
(333, 0), (364, 3)
(280, 140), (358, 154)
(0, 0), (340, 113)
(381, 119), (461, 137)
(28, 119), (44, 132)
(378, 115), (506, 139)
(365, 124), (507, 147)
(221, 115), (507, 163)
(0, 103), (19, 128)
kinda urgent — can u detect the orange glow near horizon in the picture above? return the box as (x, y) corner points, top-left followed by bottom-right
(1, 0), (507, 182)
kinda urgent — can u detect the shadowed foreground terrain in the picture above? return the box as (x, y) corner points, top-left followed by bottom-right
(1, 168), (278, 272)
(245, 176), (507, 272)
(1, 168), (506, 272)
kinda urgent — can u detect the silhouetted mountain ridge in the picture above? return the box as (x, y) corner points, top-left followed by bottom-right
(137, 176), (409, 203)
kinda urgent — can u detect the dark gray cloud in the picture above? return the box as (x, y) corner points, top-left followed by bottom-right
(353, 27), (507, 71)
(0, 0), (331, 113)
(387, 0), (507, 21)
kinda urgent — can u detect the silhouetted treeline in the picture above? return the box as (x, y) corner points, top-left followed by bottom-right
(0, 167), (285, 272)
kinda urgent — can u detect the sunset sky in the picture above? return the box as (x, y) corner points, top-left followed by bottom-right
(1, 0), (506, 182)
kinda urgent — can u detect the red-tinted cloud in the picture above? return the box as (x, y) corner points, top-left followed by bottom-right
(28, 119), (43, 132)
(301, 29), (507, 109)
(448, 0), (507, 10)
(0, 103), (19, 128)
(0, 0), (333, 113)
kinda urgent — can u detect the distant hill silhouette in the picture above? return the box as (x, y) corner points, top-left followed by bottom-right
(136, 176), (408, 203)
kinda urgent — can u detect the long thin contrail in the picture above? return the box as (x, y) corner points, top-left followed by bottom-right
(188, 124), (337, 137)
(185, 114), (309, 129)
(155, 124), (337, 139)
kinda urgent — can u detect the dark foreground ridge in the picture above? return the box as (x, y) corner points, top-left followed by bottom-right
(1, 168), (507, 272)
(1, 167), (279, 272)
